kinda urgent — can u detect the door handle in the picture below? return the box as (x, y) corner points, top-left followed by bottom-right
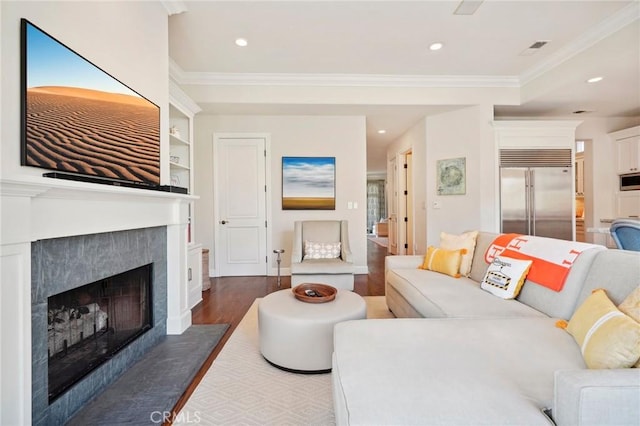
(221, 220), (228, 225)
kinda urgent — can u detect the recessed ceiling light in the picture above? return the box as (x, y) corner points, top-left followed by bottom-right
(429, 43), (443, 51)
(586, 76), (603, 83)
(235, 38), (248, 47)
(378, 130), (386, 134)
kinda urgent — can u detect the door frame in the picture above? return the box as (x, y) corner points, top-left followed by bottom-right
(387, 156), (398, 255)
(392, 150), (413, 255)
(405, 150), (414, 255)
(212, 133), (272, 277)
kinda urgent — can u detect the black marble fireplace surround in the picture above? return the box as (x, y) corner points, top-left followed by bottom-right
(31, 227), (167, 426)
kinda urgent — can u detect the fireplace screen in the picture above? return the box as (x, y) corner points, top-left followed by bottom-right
(48, 264), (152, 402)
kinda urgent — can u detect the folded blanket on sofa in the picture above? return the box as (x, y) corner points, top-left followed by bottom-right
(485, 233), (601, 292)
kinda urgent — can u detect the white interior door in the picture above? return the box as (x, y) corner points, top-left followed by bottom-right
(215, 137), (267, 276)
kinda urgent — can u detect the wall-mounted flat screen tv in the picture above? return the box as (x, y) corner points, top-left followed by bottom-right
(20, 19), (160, 186)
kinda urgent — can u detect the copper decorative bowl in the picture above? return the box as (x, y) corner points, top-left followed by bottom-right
(293, 283), (337, 303)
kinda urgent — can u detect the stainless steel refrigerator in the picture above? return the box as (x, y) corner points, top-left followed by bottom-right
(500, 149), (573, 241)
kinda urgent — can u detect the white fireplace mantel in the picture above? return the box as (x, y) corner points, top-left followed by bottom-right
(0, 175), (197, 425)
(1, 176), (197, 243)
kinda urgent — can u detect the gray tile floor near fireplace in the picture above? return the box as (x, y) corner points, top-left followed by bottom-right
(66, 324), (229, 425)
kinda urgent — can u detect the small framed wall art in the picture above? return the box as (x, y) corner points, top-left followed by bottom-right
(436, 157), (466, 195)
(282, 156), (336, 210)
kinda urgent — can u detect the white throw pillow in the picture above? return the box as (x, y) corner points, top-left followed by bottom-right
(440, 231), (479, 276)
(480, 255), (532, 299)
(304, 241), (341, 259)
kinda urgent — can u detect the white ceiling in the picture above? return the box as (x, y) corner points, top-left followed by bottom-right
(167, 1), (640, 173)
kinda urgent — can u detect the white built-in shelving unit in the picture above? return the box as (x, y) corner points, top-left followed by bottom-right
(169, 81), (203, 309)
(169, 103), (193, 193)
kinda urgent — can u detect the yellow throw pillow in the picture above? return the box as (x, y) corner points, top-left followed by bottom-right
(619, 286), (640, 323)
(480, 255), (532, 299)
(440, 231), (479, 277)
(419, 246), (466, 278)
(618, 286), (640, 367)
(567, 289), (640, 369)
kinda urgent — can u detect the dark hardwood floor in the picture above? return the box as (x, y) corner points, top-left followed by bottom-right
(168, 238), (388, 423)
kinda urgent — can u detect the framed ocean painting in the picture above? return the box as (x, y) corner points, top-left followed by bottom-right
(282, 157), (335, 210)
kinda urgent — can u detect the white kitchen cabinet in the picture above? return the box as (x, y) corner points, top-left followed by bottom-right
(187, 243), (203, 309)
(616, 136), (640, 174)
(610, 125), (640, 175)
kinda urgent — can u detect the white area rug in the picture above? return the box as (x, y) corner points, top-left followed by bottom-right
(175, 296), (393, 426)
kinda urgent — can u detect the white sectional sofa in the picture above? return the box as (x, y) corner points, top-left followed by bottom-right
(332, 232), (640, 426)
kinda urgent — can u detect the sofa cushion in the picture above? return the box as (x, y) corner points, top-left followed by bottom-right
(565, 289), (640, 369)
(619, 288), (640, 367)
(333, 317), (584, 426)
(440, 230), (478, 276)
(386, 268), (545, 318)
(300, 221), (341, 242)
(291, 258), (354, 275)
(468, 231), (498, 283)
(516, 247), (603, 320)
(419, 246), (465, 278)
(576, 249), (640, 308)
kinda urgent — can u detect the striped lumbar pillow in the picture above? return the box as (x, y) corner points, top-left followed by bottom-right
(419, 246), (466, 278)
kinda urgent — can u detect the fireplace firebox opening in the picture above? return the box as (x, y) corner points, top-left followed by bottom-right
(47, 263), (153, 402)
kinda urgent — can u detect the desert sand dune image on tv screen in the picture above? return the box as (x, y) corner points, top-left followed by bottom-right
(25, 86), (160, 184)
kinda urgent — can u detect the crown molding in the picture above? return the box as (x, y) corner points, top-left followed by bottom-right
(520, 1), (639, 85)
(172, 69), (519, 88)
(169, 57), (186, 84)
(161, 0), (188, 16)
(169, 80), (202, 115)
(169, 55), (518, 88)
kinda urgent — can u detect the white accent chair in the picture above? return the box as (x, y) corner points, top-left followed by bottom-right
(290, 220), (355, 290)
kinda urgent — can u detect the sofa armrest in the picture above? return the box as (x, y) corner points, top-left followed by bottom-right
(553, 369), (640, 426)
(385, 255), (423, 271)
(340, 220), (353, 263)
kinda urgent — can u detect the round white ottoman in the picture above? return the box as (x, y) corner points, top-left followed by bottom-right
(258, 289), (366, 373)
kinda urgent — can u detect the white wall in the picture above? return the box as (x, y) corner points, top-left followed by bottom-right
(424, 105), (496, 246)
(1, 1), (169, 182)
(385, 105), (496, 251)
(193, 115), (368, 274)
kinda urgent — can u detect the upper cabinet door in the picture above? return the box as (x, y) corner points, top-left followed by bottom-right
(616, 136), (640, 174)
